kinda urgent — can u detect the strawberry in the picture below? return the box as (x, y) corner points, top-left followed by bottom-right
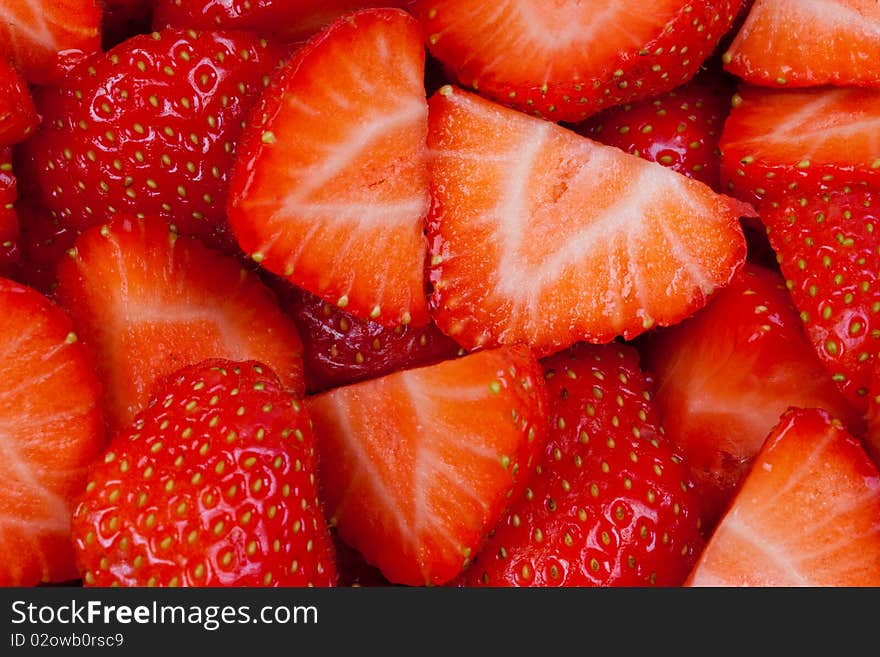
(687, 408), (880, 587)
(427, 86), (751, 356)
(154, 0), (416, 42)
(228, 9), (431, 327)
(54, 215), (306, 433)
(306, 345), (548, 586)
(278, 283), (463, 393)
(719, 86), (880, 208)
(866, 363), (880, 466)
(416, 0), (744, 123)
(462, 343), (703, 587)
(578, 76), (733, 191)
(0, 0), (102, 84)
(0, 149), (19, 275)
(0, 278), (104, 585)
(0, 57), (38, 147)
(71, 359), (337, 587)
(723, 0), (880, 88)
(18, 29), (286, 252)
(761, 189), (880, 413)
(11, 202), (79, 295)
(642, 262), (860, 528)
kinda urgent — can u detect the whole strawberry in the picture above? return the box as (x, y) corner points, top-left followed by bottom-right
(71, 359), (337, 587)
(19, 29), (286, 251)
(462, 343), (703, 587)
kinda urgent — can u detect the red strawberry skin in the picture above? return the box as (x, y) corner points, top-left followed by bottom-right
(763, 190), (880, 413)
(642, 262), (861, 528)
(307, 345), (548, 586)
(71, 359), (337, 587)
(11, 202), (79, 295)
(0, 57), (38, 147)
(462, 343), (703, 587)
(0, 149), (19, 275)
(417, 0), (744, 123)
(279, 283), (463, 393)
(578, 77), (733, 191)
(19, 29), (286, 251)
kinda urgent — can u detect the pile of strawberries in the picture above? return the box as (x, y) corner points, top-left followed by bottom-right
(1, 0), (879, 588)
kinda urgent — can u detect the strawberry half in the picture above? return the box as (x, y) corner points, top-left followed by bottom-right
(0, 0), (102, 84)
(306, 345), (548, 586)
(228, 8), (430, 327)
(761, 190), (880, 413)
(724, 0), (880, 88)
(687, 408), (880, 587)
(72, 359), (337, 587)
(578, 76), (733, 191)
(642, 262), (860, 528)
(0, 278), (104, 585)
(54, 216), (305, 433)
(279, 284), (463, 394)
(416, 0), (744, 123)
(719, 86), (880, 207)
(19, 29), (286, 251)
(462, 343), (703, 587)
(427, 86), (750, 356)
(0, 149), (19, 275)
(0, 57), (38, 147)
(154, 0), (416, 42)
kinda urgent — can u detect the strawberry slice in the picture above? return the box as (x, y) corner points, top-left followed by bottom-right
(0, 57), (38, 147)
(719, 86), (880, 207)
(306, 345), (548, 586)
(642, 262), (861, 528)
(54, 216), (305, 433)
(228, 8), (430, 327)
(154, 0), (416, 42)
(416, 0), (744, 123)
(278, 284), (463, 393)
(761, 190), (880, 413)
(0, 0), (102, 84)
(427, 86), (750, 356)
(687, 408), (880, 587)
(0, 278), (104, 585)
(19, 29), (286, 252)
(462, 343), (703, 587)
(578, 76), (733, 191)
(724, 0), (880, 88)
(0, 149), (19, 276)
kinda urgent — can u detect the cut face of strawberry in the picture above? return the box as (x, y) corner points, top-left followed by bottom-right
(18, 29), (286, 252)
(54, 216), (305, 433)
(0, 0), (102, 84)
(719, 86), (880, 207)
(643, 263), (861, 528)
(763, 190), (880, 413)
(0, 57), (38, 148)
(462, 343), (703, 587)
(427, 86), (750, 356)
(0, 278), (104, 585)
(306, 345), (548, 586)
(228, 8), (431, 328)
(417, 0), (744, 123)
(724, 0), (880, 88)
(687, 408), (880, 587)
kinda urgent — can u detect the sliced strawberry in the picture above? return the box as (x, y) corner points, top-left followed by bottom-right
(228, 9), (430, 327)
(578, 76), (733, 191)
(306, 345), (548, 586)
(278, 283), (463, 393)
(54, 216), (305, 433)
(0, 57), (38, 147)
(462, 343), (703, 587)
(154, 0), (416, 42)
(724, 0), (880, 88)
(762, 189), (880, 413)
(0, 0), (102, 84)
(427, 86), (751, 356)
(0, 149), (20, 275)
(416, 0), (744, 123)
(642, 262), (861, 528)
(0, 278), (104, 585)
(687, 408), (880, 587)
(12, 202), (79, 295)
(19, 29), (286, 252)
(719, 86), (880, 207)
